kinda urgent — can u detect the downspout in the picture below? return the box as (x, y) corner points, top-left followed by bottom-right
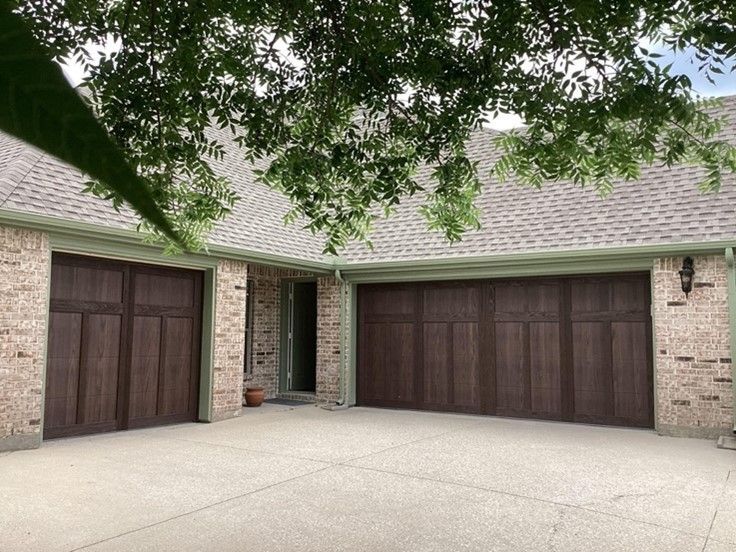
(726, 248), (736, 433)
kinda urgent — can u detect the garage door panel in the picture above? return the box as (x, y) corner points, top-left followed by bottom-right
(128, 316), (162, 420)
(495, 322), (527, 412)
(529, 322), (561, 415)
(134, 273), (195, 308)
(360, 323), (388, 401)
(612, 321), (651, 422)
(160, 317), (194, 416)
(77, 313), (122, 425)
(51, 263), (124, 304)
(423, 323), (449, 405)
(494, 283), (526, 313)
(611, 279), (649, 313)
(572, 322), (612, 418)
(387, 323), (415, 403)
(571, 280), (609, 313)
(44, 312), (83, 429)
(423, 284), (479, 320)
(452, 323), (480, 409)
(527, 283), (560, 313)
(361, 285), (416, 318)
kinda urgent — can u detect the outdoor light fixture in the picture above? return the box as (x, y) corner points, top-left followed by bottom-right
(679, 257), (695, 297)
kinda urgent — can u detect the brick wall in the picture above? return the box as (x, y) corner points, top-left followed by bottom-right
(0, 226), (49, 451)
(211, 259), (248, 421)
(316, 276), (342, 403)
(653, 255), (733, 437)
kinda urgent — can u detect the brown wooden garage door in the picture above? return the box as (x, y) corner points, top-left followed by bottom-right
(44, 253), (203, 438)
(357, 274), (653, 428)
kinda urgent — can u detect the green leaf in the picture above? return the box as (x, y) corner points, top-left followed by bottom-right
(0, 5), (180, 246)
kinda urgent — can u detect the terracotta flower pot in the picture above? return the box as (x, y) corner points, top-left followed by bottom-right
(244, 387), (265, 407)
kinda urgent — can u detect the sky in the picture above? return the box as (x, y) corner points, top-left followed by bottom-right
(62, 41), (736, 132)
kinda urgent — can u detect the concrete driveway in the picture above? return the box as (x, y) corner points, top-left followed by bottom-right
(1, 405), (735, 552)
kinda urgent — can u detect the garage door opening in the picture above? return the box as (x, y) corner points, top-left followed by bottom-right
(44, 253), (203, 439)
(357, 274), (653, 428)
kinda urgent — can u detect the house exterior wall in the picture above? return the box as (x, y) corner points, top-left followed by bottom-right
(653, 255), (734, 437)
(211, 259), (248, 421)
(0, 226), (50, 451)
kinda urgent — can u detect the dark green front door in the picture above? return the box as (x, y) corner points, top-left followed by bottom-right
(286, 282), (317, 392)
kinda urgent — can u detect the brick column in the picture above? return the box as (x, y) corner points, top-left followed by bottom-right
(211, 259), (248, 421)
(653, 255), (733, 437)
(316, 276), (342, 403)
(0, 226), (50, 451)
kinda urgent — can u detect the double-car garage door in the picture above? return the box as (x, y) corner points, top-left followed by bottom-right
(44, 254), (203, 438)
(357, 274), (653, 428)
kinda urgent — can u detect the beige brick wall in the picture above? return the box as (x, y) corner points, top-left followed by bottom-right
(316, 276), (343, 403)
(653, 255), (733, 436)
(211, 259), (248, 421)
(0, 226), (49, 451)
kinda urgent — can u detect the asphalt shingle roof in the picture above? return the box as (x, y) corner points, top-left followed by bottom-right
(1, 96), (736, 267)
(343, 96), (736, 263)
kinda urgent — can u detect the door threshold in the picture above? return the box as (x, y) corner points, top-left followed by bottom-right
(277, 392), (317, 403)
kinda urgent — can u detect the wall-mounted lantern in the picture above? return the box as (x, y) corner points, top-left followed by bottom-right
(679, 257), (695, 297)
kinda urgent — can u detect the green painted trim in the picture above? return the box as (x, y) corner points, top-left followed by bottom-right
(341, 240), (736, 276)
(348, 282), (358, 406)
(343, 258), (656, 283)
(198, 266), (216, 422)
(39, 242), (52, 443)
(0, 209), (333, 273)
(726, 248), (736, 433)
(336, 273), (347, 405)
(649, 266), (659, 432)
(50, 234), (219, 269)
(206, 243), (333, 273)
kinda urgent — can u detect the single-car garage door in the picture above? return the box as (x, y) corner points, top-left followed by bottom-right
(357, 274), (653, 428)
(44, 253), (203, 438)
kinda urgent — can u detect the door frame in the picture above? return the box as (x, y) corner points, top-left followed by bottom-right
(279, 277), (318, 394)
(41, 236), (218, 442)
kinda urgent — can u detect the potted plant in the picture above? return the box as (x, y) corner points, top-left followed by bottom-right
(244, 386), (265, 407)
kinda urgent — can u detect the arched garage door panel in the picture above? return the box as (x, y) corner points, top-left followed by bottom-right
(357, 274), (653, 428)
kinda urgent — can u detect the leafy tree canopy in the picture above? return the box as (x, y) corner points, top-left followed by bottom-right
(16, 0), (736, 254)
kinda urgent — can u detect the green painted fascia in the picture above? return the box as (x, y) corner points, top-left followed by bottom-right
(50, 234), (219, 269)
(340, 240), (736, 281)
(726, 248), (736, 433)
(39, 244), (53, 443)
(0, 209), (333, 273)
(207, 243), (333, 274)
(348, 282), (358, 406)
(343, 258), (656, 283)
